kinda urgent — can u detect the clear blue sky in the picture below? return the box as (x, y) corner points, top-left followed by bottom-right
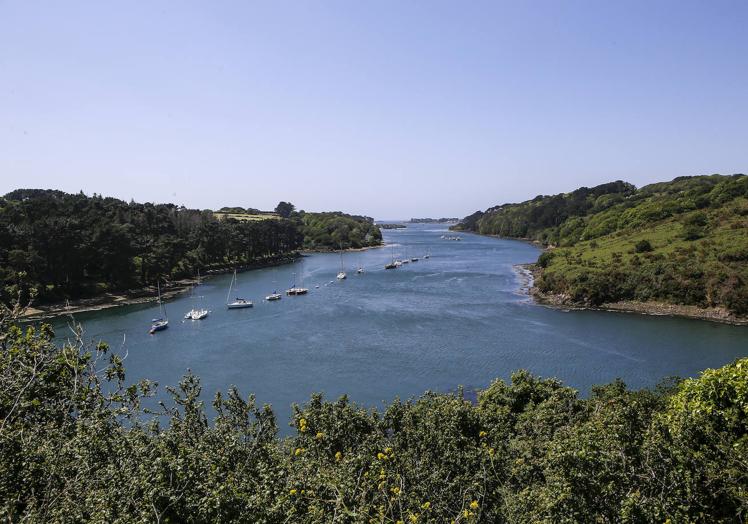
(1, 1), (746, 218)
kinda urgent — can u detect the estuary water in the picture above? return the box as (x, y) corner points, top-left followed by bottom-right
(52, 224), (747, 428)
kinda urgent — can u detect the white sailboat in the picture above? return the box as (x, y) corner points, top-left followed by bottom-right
(337, 245), (347, 280)
(385, 245), (398, 269)
(286, 261), (309, 295)
(184, 283), (209, 320)
(226, 269), (253, 309)
(149, 282), (169, 334)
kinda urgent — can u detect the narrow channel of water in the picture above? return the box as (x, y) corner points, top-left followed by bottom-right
(52, 224), (748, 430)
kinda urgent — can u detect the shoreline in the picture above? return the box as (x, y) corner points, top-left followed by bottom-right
(21, 254), (301, 321)
(300, 243), (386, 254)
(517, 263), (748, 326)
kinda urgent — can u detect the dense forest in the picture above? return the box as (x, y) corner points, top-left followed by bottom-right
(1, 310), (745, 522)
(454, 175), (748, 315)
(0, 190), (381, 305)
(300, 211), (382, 251)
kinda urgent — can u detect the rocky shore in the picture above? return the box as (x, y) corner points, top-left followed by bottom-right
(519, 263), (748, 326)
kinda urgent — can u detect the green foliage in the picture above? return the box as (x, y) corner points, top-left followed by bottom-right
(634, 239), (653, 253)
(300, 212), (382, 250)
(457, 175), (748, 314)
(275, 201), (296, 218)
(0, 190), (304, 305)
(0, 192), (382, 306)
(2, 314), (746, 522)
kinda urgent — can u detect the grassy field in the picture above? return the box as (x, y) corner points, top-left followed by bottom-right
(214, 212), (280, 222)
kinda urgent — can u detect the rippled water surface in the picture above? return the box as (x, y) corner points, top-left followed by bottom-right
(52, 224), (748, 428)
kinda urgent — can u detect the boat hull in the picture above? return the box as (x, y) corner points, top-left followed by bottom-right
(227, 302), (253, 309)
(149, 321), (169, 334)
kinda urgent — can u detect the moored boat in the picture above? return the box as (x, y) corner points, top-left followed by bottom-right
(337, 244), (347, 279)
(149, 282), (169, 334)
(286, 267), (309, 295)
(226, 269), (253, 309)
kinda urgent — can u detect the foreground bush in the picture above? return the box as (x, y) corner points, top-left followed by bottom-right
(1, 315), (746, 522)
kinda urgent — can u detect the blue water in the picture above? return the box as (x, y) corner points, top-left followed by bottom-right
(51, 224), (748, 429)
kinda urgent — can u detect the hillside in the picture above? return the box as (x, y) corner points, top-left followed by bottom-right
(454, 175), (748, 317)
(0, 190), (380, 305)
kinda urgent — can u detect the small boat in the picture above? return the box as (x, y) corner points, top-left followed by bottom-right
(149, 282), (169, 334)
(186, 308), (209, 319)
(150, 318), (168, 334)
(424, 252), (430, 259)
(357, 267), (364, 274)
(227, 299), (252, 309)
(411, 257), (419, 262)
(385, 245), (398, 269)
(286, 267), (309, 295)
(337, 244), (347, 280)
(265, 292), (282, 301)
(226, 269), (253, 309)
(394, 260), (403, 267)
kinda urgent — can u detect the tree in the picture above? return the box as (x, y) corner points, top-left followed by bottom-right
(275, 201), (295, 218)
(635, 239), (653, 253)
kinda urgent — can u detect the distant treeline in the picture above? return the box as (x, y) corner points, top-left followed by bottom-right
(409, 217), (459, 223)
(2, 316), (746, 522)
(217, 206), (275, 215)
(378, 223), (407, 230)
(0, 190), (380, 304)
(454, 175), (748, 315)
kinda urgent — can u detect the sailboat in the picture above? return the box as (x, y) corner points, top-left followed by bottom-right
(385, 245), (398, 269)
(186, 307), (209, 320)
(423, 251), (430, 259)
(286, 263), (309, 295)
(184, 283), (209, 320)
(149, 282), (169, 334)
(357, 257), (364, 274)
(226, 269), (253, 309)
(337, 245), (347, 280)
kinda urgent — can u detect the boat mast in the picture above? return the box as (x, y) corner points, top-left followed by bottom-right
(226, 269), (236, 304)
(158, 281), (167, 320)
